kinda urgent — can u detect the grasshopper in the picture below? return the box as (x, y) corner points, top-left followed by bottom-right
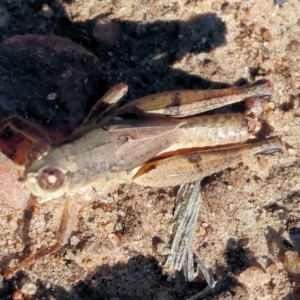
(0, 80), (281, 282)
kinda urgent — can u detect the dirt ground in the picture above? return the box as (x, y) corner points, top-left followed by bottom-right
(0, 0), (300, 299)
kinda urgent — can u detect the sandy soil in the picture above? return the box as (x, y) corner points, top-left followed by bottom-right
(0, 0), (300, 299)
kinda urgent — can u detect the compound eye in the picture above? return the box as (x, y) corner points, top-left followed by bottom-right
(38, 167), (65, 192)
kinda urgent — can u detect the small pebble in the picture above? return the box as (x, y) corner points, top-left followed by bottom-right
(108, 233), (119, 245)
(47, 93), (57, 100)
(114, 223), (122, 231)
(199, 226), (206, 236)
(221, 2), (232, 15)
(12, 291), (23, 300)
(41, 4), (54, 18)
(20, 282), (37, 296)
(211, 2), (219, 10)
(93, 18), (119, 45)
(284, 250), (300, 278)
(288, 148), (297, 155)
(261, 28), (272, 42)
(266, 263), (278, 275)
(238, 266), (271, 289)
(268, 102), (275, 109)
(157, 244), (171, 255)
(104, 223), (115, 233)
(274, 0), (288, 5)
(70, 235), (80, 246)
(287, 40), (300, 52)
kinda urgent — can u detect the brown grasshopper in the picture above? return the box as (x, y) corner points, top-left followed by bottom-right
(0, 80), (281, 280)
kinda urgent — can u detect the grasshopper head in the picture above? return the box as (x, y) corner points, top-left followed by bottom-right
(23, 144), (71, 201)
